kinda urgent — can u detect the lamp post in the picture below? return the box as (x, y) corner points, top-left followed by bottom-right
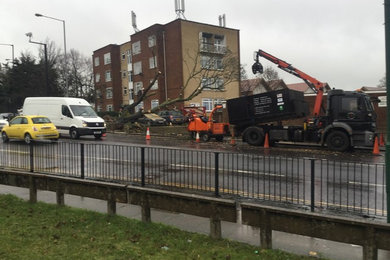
(26, 33), (49, 96)
(0, 43), (14, 67)
(35, 13), (68, 95)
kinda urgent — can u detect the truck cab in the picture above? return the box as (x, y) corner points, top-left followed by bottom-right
(322, 89), (376, 150)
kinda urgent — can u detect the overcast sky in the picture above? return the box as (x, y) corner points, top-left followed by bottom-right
(0, 0), (386, 90)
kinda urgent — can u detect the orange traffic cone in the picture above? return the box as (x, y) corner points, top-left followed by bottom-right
(230, 135), (236, 145)
(264, 133), (270, 148)
(196, 132), (200, 143)
(372, 136), (380, 155)
(146, 127), (151, 140)
(379, 133), (385, 146)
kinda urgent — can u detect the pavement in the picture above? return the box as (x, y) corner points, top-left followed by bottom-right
(1, 184), (390, 260)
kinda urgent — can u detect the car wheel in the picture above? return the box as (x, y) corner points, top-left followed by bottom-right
(70, 128), (79, 139)
(24, 133), (32, 144)
(2, 132), (9, 142)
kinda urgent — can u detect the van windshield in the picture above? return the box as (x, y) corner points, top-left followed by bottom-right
(70, 105), (98, 117)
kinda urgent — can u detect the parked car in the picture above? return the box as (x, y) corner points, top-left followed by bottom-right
(1, 115), (59, 144)
(158, 110), (186, 124)
(137, 113), (167, 126)
(0, 119), (8, 131)
(0, 112), (15, 121)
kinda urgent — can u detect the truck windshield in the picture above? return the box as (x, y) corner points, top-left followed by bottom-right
(70, 105), (98, 117)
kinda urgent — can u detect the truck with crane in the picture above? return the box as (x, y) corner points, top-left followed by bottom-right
(226, 49), (377, 151)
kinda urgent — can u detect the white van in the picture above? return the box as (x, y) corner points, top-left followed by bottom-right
(22, 97), (106, 139)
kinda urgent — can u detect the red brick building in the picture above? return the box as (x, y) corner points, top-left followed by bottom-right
(93, 45), (121, 112)
(93, 19), (240, 112)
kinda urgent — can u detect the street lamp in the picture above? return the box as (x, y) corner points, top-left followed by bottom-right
(35, 13), (68, 95)
(0, 43), (14, 67)
(26, 32), (49, 96)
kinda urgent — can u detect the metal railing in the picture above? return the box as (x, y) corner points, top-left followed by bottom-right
(0, 141), (386, 218)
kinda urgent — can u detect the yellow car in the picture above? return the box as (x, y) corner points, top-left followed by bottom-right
(1, 115), (59, 144)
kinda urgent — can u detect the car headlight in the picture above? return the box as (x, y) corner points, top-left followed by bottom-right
(82, 120), (88, 127)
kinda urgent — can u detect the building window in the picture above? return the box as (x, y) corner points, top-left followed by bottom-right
(128, 71), (133, 82)
(106, 104), (113, 111)
(122, 71), (127, 78)
(127, 50), (132, 64)
(124, 87), (128, 96)
(121, 52), (126, 60)
(202, 98), (225, 112)
(105, 71), (111, 82)
(132, 41), (141, 55)
(95, 73), (100, 83)
(202, 77), (224, 90)
(106, 88), (113, 99)
(148, 35), (156, 47)
(150, 79), (158, 90)
(104, 53), (111, 65)
(97, 105), (102, 112)
(149, 56), (157, 69)
(151, 99), (159, 109)
(202, 98), (213, 112)
(133, 61), (142, 75)
(134, 82), (143, 96)
(214, 35), (226, 54)
(94, 57), (100, 67)
(201, 56), (223, 70)
(96, 89), (102, 99)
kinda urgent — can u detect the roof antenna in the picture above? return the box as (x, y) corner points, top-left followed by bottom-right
(175, 0), (186, 19)
(218, 14), (226, 27)
(131, 11), (139, 32)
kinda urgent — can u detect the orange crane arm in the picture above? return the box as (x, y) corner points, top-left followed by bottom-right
(252, 49), (329, 116)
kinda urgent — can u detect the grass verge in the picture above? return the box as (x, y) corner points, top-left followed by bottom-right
(0, 194), (323, 259)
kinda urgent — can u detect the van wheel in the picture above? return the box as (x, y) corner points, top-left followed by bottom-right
(24, 133), (32, 144)
(70, 128), (79, 139)
(2, 132), (9, 142)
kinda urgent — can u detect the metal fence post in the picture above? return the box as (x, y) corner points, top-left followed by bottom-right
(215, 152), (219, 197)
(310, 159), (315, 212)
(29, 143), (34, 172)
(80, 143), (85, 179)
(141, 147), (145, 187)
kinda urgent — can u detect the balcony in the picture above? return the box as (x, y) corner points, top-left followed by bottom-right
(200, 43), (226, 54)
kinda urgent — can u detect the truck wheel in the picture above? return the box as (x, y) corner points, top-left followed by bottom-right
(70, 128), (80, 139)
(215, 135), (224, 142)
(200, 133), (210, 142)
(244, 127), (264, 146)
(326, 130), (350, 152)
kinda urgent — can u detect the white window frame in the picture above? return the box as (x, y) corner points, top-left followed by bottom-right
(149, 56), (157, 69)
(148, 35), (156, 47)
(151, 99), (159, 109)
(106, 87), (113, 99)
(132, 41), (141, 55)
(105, 71), (111, 82)
(150, 79), (158, 90)
(133, 61), (142, 75)
(106, 104), (113, 111)
(95, 73), (100, 83)
(134, 82), (143, 95)
(94, 57), (100, 67)
(202, 98), (213, 112)
(104, 53), (111, 65)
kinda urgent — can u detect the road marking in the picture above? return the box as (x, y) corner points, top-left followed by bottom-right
(348, 181), (385, 188)
(170, 163), (285, 177)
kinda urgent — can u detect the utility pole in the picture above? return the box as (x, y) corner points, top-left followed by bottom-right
(385, 0), (390, 223)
